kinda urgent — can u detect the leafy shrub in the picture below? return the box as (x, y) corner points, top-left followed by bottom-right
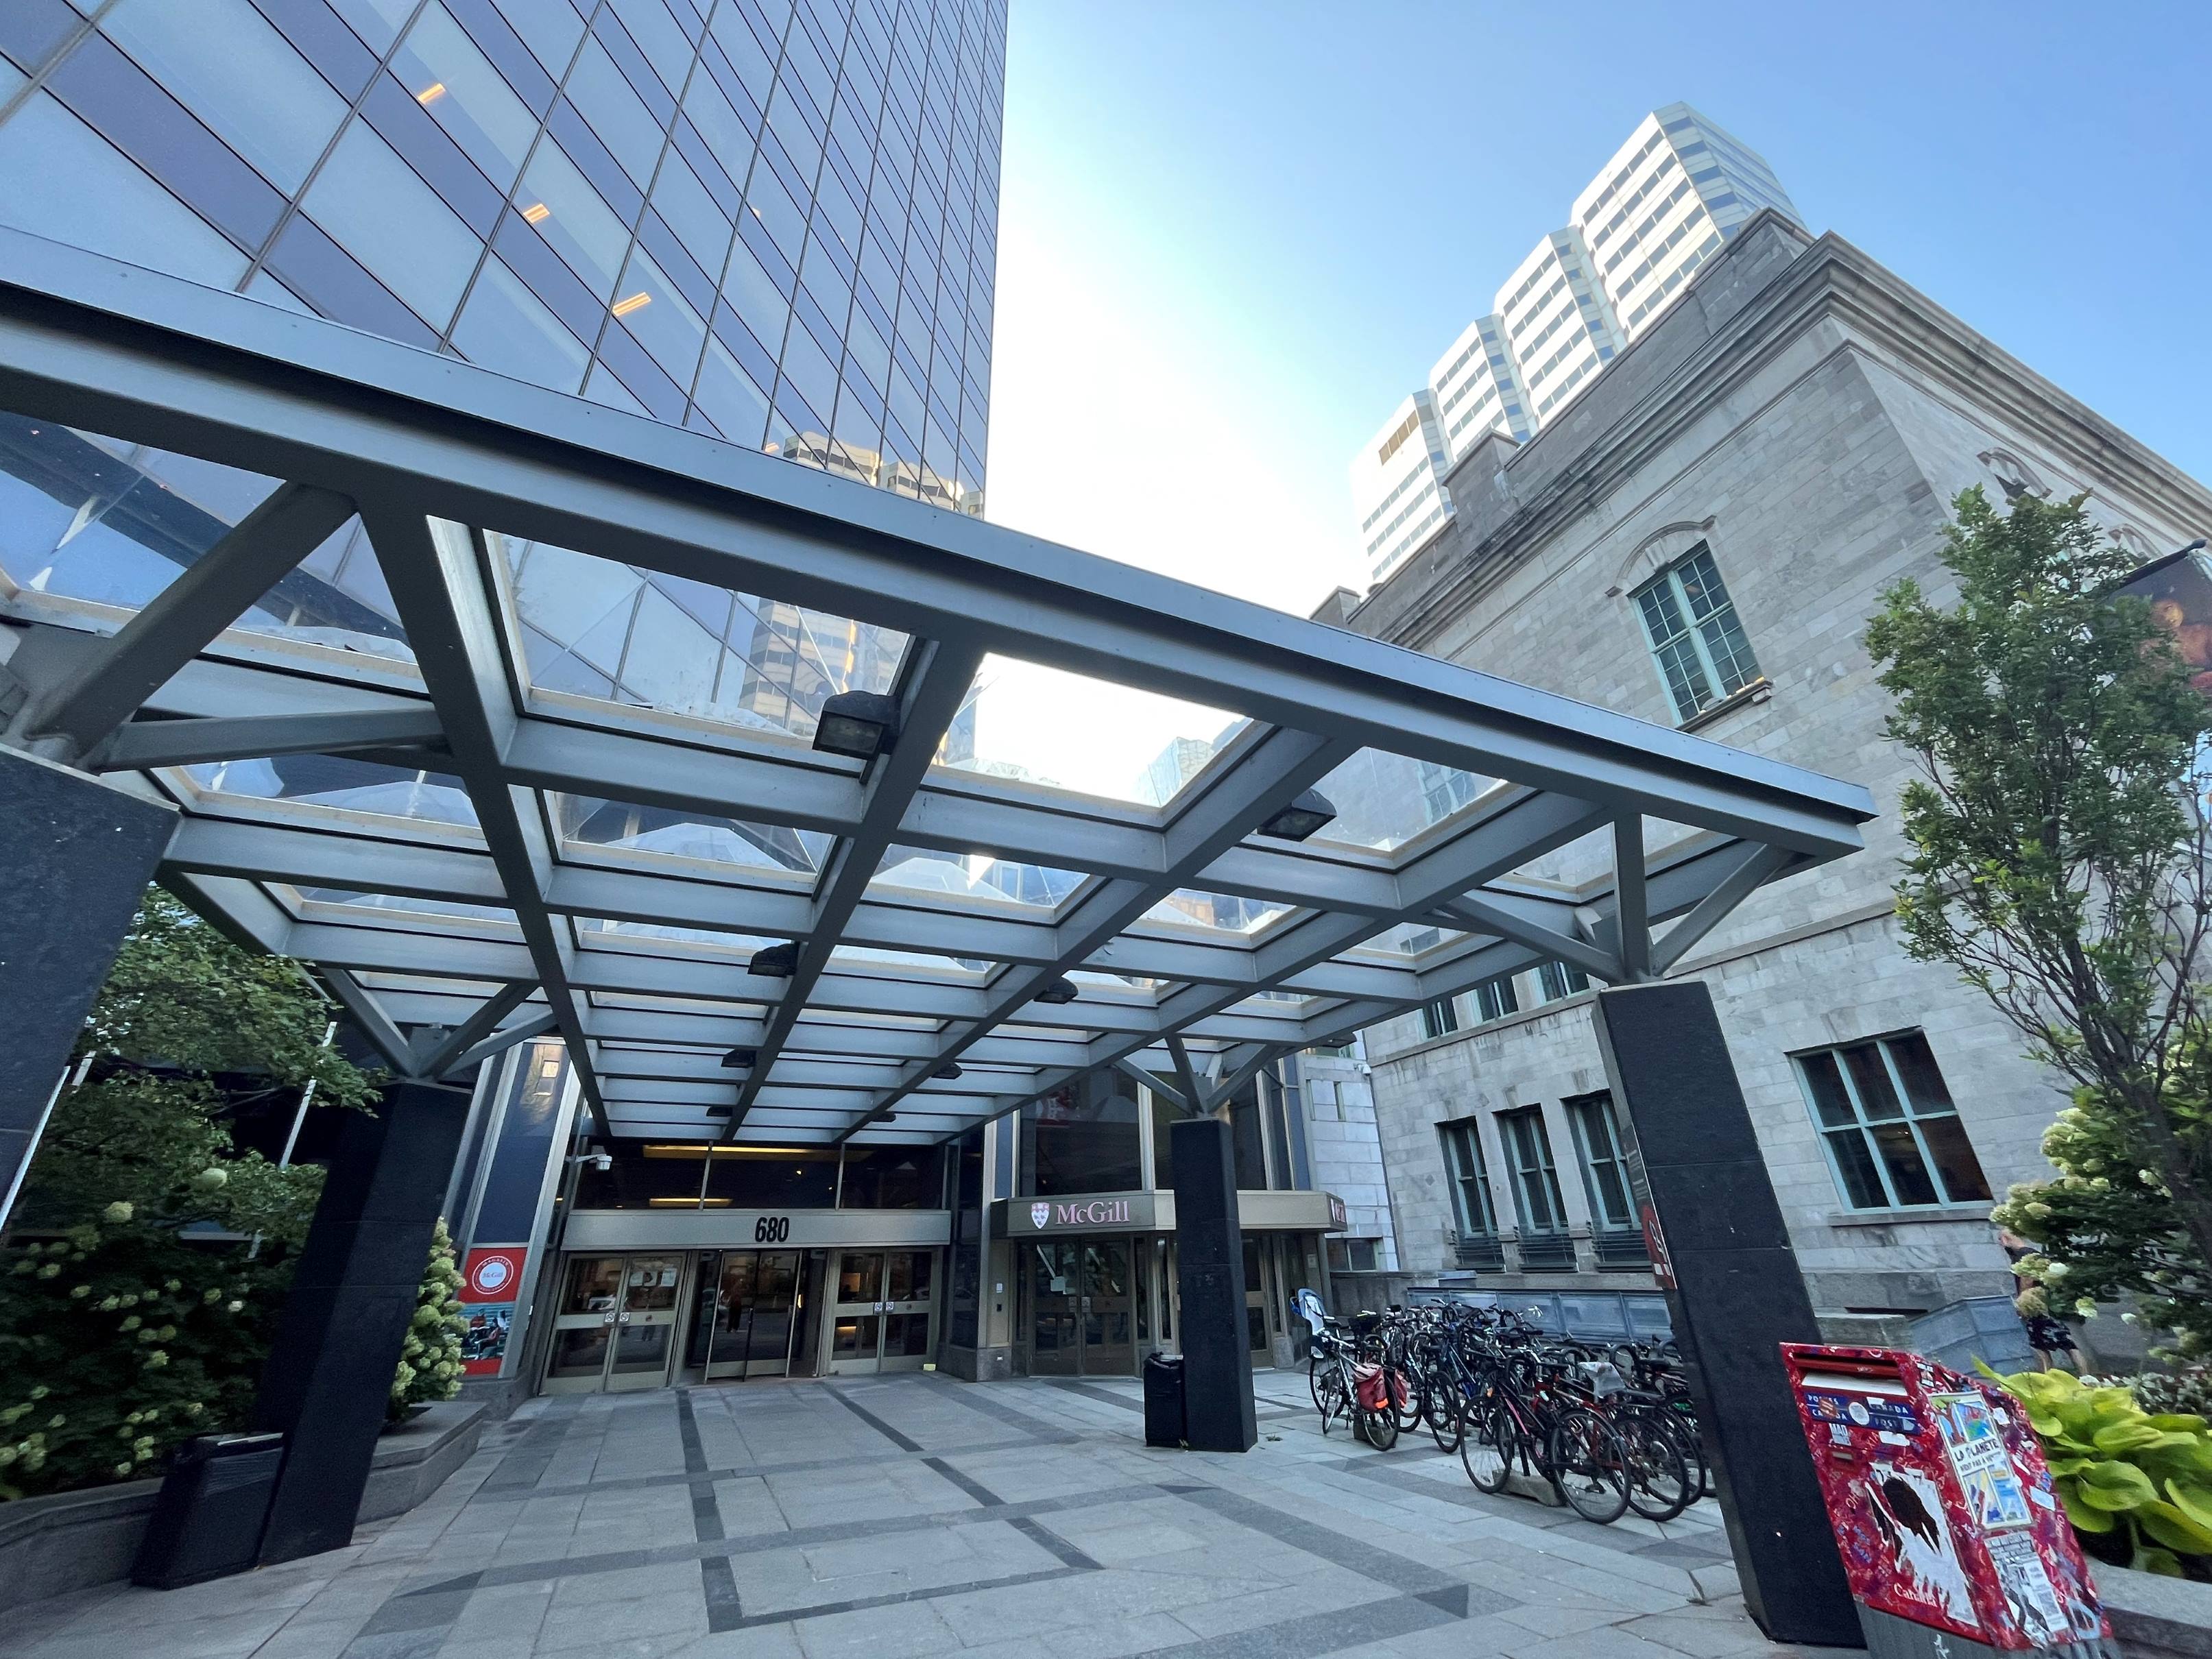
(392, 1220), (467, 1418)
(1986, 1368), (2212, 1576)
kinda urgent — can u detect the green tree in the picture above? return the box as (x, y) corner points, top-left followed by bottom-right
(1866, 488), (2212, 1348)
(0, 889), (378, 1498)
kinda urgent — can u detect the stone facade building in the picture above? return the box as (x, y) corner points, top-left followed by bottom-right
(1324, 210), (2212, 1345)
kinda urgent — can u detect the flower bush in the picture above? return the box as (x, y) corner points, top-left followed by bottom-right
(392, 1220), (468, 1418)
(1985, 1367), (2212, 1577)
(1989, 1041), (2212, 1362)
(0, 891), (375, 1499)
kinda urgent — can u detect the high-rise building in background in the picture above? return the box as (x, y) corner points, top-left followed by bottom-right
(1351, 102), (1799, 583)
(0, 0), (1004, 832)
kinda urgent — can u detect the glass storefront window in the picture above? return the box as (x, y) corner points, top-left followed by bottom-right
(704, 1146), (839, 1208)
(839, 1146), (943, 1208)
(1021, 1070), (1140, 1196)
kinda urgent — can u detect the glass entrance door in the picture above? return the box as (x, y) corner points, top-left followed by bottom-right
(1243, 1236), (1274, 1368)
(703, 1250), (800, 1380)
(1080, 1239), (1134, 1375)
(1026, 1238), (1135, 1376)
(826, 1250), (936, 1375)
(1026, 1240), (1079, 1376)
(544, 1254), (686, 1392)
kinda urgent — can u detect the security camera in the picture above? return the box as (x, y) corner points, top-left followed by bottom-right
(589, 1152), (612, 1172)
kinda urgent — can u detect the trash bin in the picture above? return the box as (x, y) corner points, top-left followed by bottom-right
(132, 1431), (285, 1589)
(1142, 1350), (1186, 1449)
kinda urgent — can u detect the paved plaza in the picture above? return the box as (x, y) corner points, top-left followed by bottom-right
(1, 1373), (1849, 1659)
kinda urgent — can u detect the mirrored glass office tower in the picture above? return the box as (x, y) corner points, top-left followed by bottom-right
(0, 0), (1003, 765)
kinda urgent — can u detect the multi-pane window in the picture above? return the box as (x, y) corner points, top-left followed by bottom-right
(1537, 960), (1589, 1002)
(1471, 974), (1519, 1024)
(1795, 1032), (1992, 1210)
(1634, 546), (1760, 721)
(1439, 1118), (1499, 1237)
(1567, 1093), (1635, 1230)
(1421, 998), (1460, 1041)
(1499, 1107), (1569, 1235)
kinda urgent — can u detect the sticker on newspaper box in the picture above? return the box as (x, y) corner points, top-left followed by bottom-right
(1930, 1392), (2033, 1531)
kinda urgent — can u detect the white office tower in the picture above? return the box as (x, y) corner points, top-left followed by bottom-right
(1493, 228), (1624, 428)
(1353, 391), (1454, 583)
(1428, 313), (1530, 464)
(1351, 104), (1799, 576)
(1572, 104), (1801, 341)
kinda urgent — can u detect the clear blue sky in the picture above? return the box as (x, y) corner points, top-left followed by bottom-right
(981, 0), (2212, 642)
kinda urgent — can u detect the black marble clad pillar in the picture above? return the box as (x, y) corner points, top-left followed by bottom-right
(1169, 1115), (1257, 1453)
(0, 747), (175, 1218)
(1591, 981), (1860, 1649)
(254, 1076), (470, 1564)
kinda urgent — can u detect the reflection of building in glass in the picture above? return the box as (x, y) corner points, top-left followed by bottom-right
(0, 0), (1006, 690)
(1136, 735), (1221, 808)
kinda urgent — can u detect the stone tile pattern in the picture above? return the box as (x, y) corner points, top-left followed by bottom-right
(1338, 213), (2212, 1336)
(0, 1373), (1844, 1659)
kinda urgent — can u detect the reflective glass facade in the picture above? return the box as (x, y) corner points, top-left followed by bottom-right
(0, 0), (1002, 517)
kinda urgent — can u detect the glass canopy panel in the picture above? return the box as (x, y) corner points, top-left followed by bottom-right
(1305, 747), (1497, 853)
(0, 419), (411, 657)
(939, 653), (1249, 805)
(573, 917), (781, 954)
(867, 845), (1088, 910)
(1144, 888), (1292, 934)
(174, 755), (479, 830)
(283, 886), (519, 926)
(1371, 921), (1468, 957)
(555, 793), (828, 878)
(826, 945), (990, 978)
(496, 534), (907, 739)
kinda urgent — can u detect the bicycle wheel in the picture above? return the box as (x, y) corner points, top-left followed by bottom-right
(1308, 1353), (1326, 1412)
(1393, 1367), (1425, 1433)
(1547, 1408), (1631, 1525)
(1657, 1407), (1709, 1503)
(1428, 1377), (1466, 1454)
(1316, 1366), (1348, 1436)
(1460, 1401), (1513, 1492)
(1618, 1412), (1692, 1522)
(1359, 1398), (1400, 1451)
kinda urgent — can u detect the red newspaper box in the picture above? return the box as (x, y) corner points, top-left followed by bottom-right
(1781, 1344), (2115, 1658)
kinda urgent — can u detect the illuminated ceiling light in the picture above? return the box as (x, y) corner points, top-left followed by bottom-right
(810, 689), (900, 760)
(416, 81), (447, 104)
(932, 1063), (963, 1080)
(648, 1195), (732, 1206)
(1258, 788), (1338, 842)
(611, 291), (651, 317)
(747, 941), (797, 978)
(520, 202), (550, 223)
(721, 1047), (758, 1069)
(1033, 976), (1078, 1005)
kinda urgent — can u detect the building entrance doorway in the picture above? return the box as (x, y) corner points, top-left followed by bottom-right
(826, 1249), (936, 1375)
(698, 1250), (801, 1380)
(543, 1254), (686, 1392)
(1025, 1237), (1135, 1377)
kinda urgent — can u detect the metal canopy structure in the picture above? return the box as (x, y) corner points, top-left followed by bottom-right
(0, 230), (1875, 1148)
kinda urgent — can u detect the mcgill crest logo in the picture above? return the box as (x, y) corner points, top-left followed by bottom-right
(1030, 1202), (1051, 1229)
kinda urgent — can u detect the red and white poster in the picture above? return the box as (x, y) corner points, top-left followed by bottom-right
(459, 1247), (527, 1377)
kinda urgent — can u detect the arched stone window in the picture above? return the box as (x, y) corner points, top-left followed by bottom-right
(1976, 447), (2050, 503)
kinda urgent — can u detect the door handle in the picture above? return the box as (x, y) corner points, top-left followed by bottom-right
(618, 1312), (634, 1324)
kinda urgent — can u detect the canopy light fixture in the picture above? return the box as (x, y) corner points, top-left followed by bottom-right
(1258, 788), (1338, 842)
(720, 1047), (758, 1069)
(1034, 976), (1079, 1005)
(811, 689), (900, 760)
(642, 1143), (821, 1159)
(933, 1063), (964, 1080)
(649, 1195), (734, 1206)
(747, 941), (797, 978)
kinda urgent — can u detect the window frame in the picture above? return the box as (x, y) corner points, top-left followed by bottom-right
(1420, 997), (1459, 1041)
(1437, 1116), (1499, 1239)
(1498, 1106), (1569, 1236)
(1632, 543), (1760, 723)
(1565, 1091), (1635, 1231)
(1792, 1030), (1991, 1211)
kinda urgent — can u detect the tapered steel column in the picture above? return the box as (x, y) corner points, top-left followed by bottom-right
(0, 746), (175, 1226)
(1170, 1115), (1257, 1453)
(1592, 981), (1860, 1648)
(254, 1076), (470, 1563)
